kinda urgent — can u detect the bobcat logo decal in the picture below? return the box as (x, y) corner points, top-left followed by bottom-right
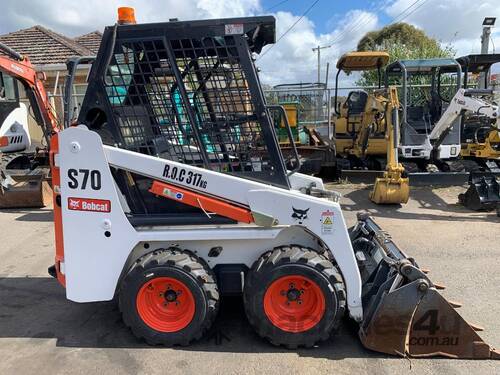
(291, 207), (310, 224)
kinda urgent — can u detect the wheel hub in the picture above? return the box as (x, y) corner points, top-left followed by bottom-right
(164, 289), (178, 302)
(264, 275), (326, 333)
(136, 276), (195, 332)
(286, 288), (301, 302)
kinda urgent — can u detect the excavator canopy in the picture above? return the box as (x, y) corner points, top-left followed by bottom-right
(336, 51), (390, 71)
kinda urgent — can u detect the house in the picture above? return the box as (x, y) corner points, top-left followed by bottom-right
(0, 25), (102, 126)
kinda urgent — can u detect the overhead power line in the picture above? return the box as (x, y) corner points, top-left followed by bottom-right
(329, 1), (388, 46)
(396, 0), (431, 23)
(265, 0), (293, 12)
(258, 0), (321, 60)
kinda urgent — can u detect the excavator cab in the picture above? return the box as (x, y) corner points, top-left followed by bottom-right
(0, 43), (56, 208)
(0, 70), (31, 153)
(385, 58), (462, 170)
(334, 51), (389, 166)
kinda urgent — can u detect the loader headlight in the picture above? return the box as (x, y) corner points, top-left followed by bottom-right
(451, 147), (457, 156)
(10, 124), (17, 132)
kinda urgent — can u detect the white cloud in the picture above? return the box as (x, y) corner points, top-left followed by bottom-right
(0, 0), (261, 36)
(2, 0), (499, 82)
(0, 1), (380, 86)
(385, 0), (500, 57)
(256, 9), (379, 86)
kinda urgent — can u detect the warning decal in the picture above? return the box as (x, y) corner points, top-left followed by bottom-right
(225, 23), (244, 35)
(321, 210), (334, 234)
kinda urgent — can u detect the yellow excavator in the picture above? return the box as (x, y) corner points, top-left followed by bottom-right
(333, 52), (409, 204)
(334, 52), (390, 164)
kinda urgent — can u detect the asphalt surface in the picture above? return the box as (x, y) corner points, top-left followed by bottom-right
(0, 185), (499, 374)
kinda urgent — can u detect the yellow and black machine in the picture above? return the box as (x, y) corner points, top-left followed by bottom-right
(452, 54), (500, 212)
(455, 54), (500, 170)
(333, 52), (409, 204)
(333, 52), (390, 170)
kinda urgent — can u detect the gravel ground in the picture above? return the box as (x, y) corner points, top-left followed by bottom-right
(0, 184), (498, 375)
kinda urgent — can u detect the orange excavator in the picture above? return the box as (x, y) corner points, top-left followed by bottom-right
(0, 41), (60, 207)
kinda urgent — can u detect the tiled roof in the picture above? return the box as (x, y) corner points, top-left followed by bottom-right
(0, 25), (99, 65)
(74, 31), (102, 54)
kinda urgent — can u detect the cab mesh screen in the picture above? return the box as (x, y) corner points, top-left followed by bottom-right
(103, 35), (282, 179)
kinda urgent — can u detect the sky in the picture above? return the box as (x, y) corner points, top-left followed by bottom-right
(1, 0), (499, 86)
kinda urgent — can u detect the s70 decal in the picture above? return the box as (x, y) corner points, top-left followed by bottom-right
(68, 169), (102, 190)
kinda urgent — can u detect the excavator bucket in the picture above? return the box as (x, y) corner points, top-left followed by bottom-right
(351, 213), (499, 359)
(369, 100), (410, 205)
(0, 173), (52, 208)
(459, 172), (500, 211)
(370, 173), (410, 204)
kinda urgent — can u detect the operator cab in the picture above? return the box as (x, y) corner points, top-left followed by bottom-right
(385, 58), (462, 160)
(0, 71), (31, 153)
(74, 16), (297, 223)
(334, 51), (389, 139)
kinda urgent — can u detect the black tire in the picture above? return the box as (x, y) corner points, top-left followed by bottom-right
(243, 246), (346, 348)
(119, 248), (219, 346)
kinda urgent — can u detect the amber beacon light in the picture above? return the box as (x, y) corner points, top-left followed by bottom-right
(117, 7), (137, 24)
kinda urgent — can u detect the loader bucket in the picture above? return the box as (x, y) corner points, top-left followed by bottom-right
(0, 173), (52, 208)
(370, 175), (409, 204)
(350, 213), (499, 359)
(458, 172), (500, 211)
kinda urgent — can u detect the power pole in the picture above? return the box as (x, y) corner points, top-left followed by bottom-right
(480, 17), (496, 88)
(312, 44), (332, 84)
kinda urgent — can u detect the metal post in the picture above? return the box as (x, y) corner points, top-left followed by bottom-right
(480, 26), (491, 89)
(480, 17), (496, 88)
(312, 44), (332, 84)
(317, 45), (320, 83)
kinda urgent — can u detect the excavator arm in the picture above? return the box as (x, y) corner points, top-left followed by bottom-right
(428, 89), (499, 150)
(0, 42), (59, 138)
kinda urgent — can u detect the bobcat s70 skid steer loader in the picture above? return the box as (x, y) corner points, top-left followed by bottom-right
(48, 10), (498, 359)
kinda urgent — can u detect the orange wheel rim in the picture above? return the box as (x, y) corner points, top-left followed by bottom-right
(136, 277), (195, 332)
(263, 275), (325, 333)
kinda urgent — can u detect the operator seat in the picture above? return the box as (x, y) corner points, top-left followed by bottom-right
(407, 105), (429, 134)
(344, 90), (368, 136)
(428, 90), (442, 125)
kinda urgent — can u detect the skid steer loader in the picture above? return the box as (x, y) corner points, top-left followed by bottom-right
(49, 11), (499, 359)
(0, 41), (59, 207)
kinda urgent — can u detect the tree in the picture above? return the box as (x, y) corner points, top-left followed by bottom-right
(355, 23), (455, 87)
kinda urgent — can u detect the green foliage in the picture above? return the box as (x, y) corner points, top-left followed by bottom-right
(355, 23), (455, 87)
